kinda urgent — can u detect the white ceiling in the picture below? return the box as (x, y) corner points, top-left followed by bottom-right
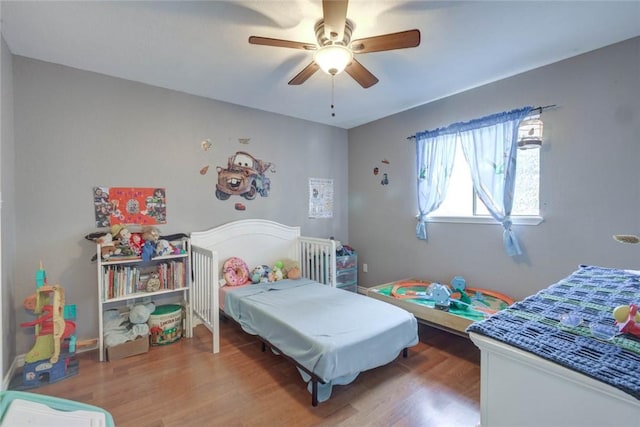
(2, 1), (639, 129)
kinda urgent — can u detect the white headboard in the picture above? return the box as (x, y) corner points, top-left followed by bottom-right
(190, 219), (301, 282)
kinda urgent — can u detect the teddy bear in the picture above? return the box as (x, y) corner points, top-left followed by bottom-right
(286, 266), (302, 280)
(281, 258), (302, 280)
(142, 226), (160, 244)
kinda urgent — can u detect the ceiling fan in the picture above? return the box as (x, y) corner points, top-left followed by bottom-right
(248, 0), (420, 88)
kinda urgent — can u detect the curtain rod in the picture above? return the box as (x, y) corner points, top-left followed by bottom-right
(406, 104), (557, 140)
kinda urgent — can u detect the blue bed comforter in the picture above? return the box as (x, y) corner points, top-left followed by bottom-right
(467, 265), (640, 400)
(224, 278), (419, 402)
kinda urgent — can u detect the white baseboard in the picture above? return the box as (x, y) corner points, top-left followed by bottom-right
(3, 355), (23, 390)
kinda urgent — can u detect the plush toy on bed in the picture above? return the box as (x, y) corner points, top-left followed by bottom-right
(250, 265), (270, 284)
(613, 304), (640, 337)
(271, 261), (285, 281)
(281, 258), (302, 280)
(223, 257), (251, 286)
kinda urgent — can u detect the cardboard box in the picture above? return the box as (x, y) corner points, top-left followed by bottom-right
(106, 335), (149, 361)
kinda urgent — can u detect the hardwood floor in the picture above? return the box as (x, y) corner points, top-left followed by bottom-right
(27, 320), (481, 426)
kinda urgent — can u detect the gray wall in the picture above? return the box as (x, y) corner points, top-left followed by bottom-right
(11, 57), (349, 355)
(5, 35), (640, 365)
(1, 34), (17, 382)
(348, 37), (640, 301)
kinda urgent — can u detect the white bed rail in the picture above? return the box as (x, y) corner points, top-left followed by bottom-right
(299, 237), (337, 287)
(191, 245), (219, 354)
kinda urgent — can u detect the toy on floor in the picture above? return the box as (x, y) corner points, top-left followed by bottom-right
(15, 263), (79, 390)
(390, 276), (514, 316)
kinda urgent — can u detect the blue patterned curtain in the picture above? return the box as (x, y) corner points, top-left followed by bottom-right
(415, 128), (458, 240)
(458, 107), (533, 256)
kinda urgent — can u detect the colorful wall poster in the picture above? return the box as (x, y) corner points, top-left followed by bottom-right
(93, 187), (166, 227)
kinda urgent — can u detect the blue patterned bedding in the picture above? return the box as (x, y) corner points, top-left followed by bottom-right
(224, 278), (419, 402)
(467, 265), (640, 400)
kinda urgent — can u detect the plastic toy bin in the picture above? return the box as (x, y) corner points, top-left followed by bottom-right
(0, 390), (115, 426)
(336, 270), (357, 287)
(336, 254), (357, 270)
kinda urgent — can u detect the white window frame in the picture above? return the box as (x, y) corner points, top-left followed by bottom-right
(426, 129), (544, 226)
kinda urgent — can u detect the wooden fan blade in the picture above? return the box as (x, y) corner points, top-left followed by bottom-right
(351, 29), (420, 53)
(322, 0), (348, 41)
(249, 36), (316, 51)
(288, 62), (320, 85)
(345, 59), (379, 88)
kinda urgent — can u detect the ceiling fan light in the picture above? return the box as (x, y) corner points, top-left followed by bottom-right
(314, 45), (353, 76)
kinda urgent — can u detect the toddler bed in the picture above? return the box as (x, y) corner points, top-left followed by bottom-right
(467, 265), (640, 426)
(189, 219), (419, 406)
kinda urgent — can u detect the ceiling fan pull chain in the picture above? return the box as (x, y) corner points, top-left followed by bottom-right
(331, 76), (336, 117)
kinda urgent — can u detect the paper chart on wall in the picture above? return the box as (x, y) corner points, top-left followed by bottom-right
(308, 178), (333, 219)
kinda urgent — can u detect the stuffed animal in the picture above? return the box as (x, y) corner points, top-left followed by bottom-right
(128, 302), (155, 339)
(129, 233), (144, 256)
(97, 233), (121, 260)
(139, 226), (160, 261)
(110, 224), (130, 246)
(281, 258), (302, 280)
(272, 261), (284, 281)
(287, 266), (301, 280)
(142, 226), (160, 244)
(141, 240), (156, 262)
(103, 302), (155, 347)
(109, 225), (135, 256)
(155, 239), (173, 257)
(129, 302), (154, 324)
(251, 265), (270, 283)
(146, 272), (161, 292)
(250, 266), (263, 284)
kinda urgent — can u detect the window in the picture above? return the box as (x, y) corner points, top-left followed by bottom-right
(429, 138), (541, 223)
